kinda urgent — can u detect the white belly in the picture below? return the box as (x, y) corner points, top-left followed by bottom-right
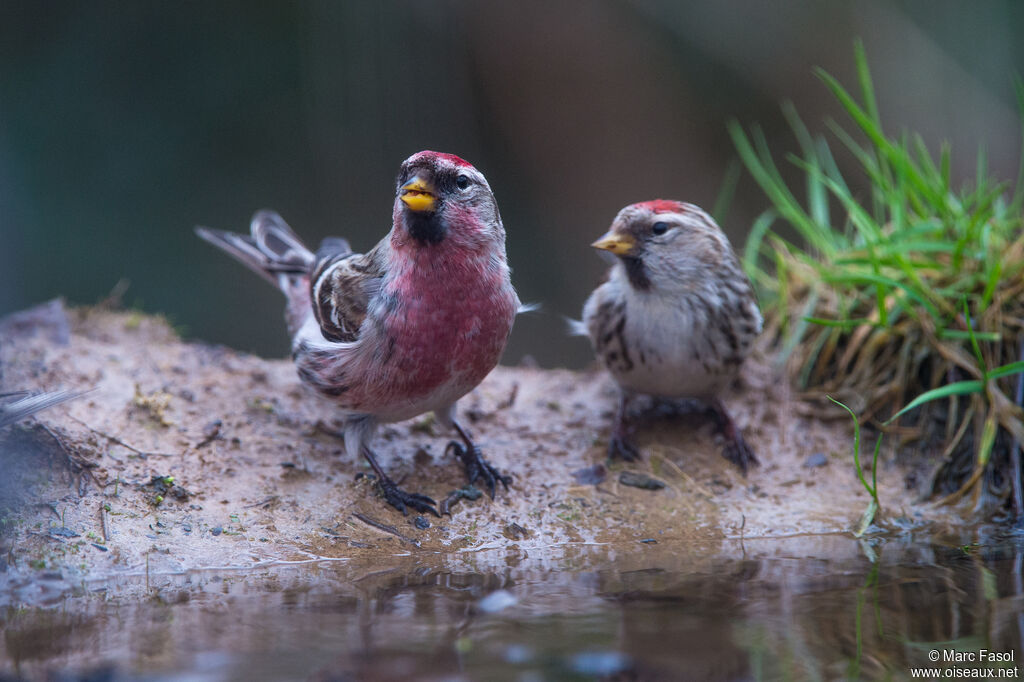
(607, 297), (729, 400)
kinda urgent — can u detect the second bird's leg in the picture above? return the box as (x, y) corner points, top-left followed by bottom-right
(608, 392), (641, 461)
(361, 445), (439, 517)
(446, 420), (511, 498)
(708, 397), (758, 475)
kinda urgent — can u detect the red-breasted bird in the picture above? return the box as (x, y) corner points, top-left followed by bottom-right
(578, 200), (762, 473)
(197, 151), (521, 515)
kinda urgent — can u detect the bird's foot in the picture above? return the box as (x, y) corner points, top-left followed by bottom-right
(607, 435), (642, 462)
(709, 399), (759, 475)
(445, 441), (511, 499)
(375, 476), (439, 517)
(722, 434), (759, 475)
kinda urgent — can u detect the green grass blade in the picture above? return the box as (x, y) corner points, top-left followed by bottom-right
(712, 159), (741, 225)
(803, 317), (876, 329)
(782, 101), (831, 228)
(962, 297), (988, 377)
(886, 380), (985, 423)
(938, 329), (1001, 343)
(742, 210), (777, 279)
(987, 361), (1024, 381)
(854, 40), (881, 129)
(729, 121), (833, 254)
(828, 396), (881, 534)
(820, 271), (939, 318)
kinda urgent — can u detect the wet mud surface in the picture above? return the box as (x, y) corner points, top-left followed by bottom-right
(1, 301), (998, 680)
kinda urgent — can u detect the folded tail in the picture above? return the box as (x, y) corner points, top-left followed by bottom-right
(196, 210), (316, 293)
(0, 389), (92, 428)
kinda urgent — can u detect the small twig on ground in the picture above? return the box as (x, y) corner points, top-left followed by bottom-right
(244, 496), (279, 509)
(351, 512), (421, 547)
(652, 452), (715, 499)
(99, 502), (110, 542)
(195, 419), (223, 449)
(498, 382), (519, 410)
(66, 415), (177, 458)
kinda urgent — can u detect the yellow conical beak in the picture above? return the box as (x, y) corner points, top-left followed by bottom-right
(591, 231), (637, 256)
(400, 176), (437, 213)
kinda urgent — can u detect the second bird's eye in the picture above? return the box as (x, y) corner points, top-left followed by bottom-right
(456, 174), (471, 190)
(651, 222), (669, 235)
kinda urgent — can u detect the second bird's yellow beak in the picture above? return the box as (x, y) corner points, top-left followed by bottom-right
(591, 231), (637, 256)
(400, 176), (437, 213)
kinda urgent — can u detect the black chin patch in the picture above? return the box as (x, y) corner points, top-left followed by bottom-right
(622, 256), (651, 290)
(405, 210), (447, 245)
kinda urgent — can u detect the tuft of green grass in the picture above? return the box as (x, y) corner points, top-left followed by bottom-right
(830, 396), (880, 535)
(731, 41), (1024, 509)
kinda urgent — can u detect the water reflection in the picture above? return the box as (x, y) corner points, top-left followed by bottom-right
(2, 535), (1023, 680)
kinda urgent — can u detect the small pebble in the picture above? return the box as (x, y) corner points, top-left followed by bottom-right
(571, 464), (607, 485)
(619, 471), (666, 490)
(503, 522), (530, 541)
(202, 419), (222, 439)
(477, 589), (518, 614)
(414, 516), (430, 530)
(413, 447), (432, 466)
(49, 527), (79, 538)
(91, 543), (109, 552)
(211, 526), (223, 536)
(803, 452), (829, 468)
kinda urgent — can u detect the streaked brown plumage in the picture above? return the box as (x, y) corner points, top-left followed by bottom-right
(579, 200), (762, 473)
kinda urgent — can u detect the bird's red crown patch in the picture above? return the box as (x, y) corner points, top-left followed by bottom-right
(412, 150), (474, 168)
(635, 199), (687, 214)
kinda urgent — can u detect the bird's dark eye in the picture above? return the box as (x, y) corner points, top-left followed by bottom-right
(651, 222), (669, 235)
(456, 174), (471, 190)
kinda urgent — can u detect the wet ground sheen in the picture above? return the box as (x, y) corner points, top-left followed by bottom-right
(3, 532), (1024, 681)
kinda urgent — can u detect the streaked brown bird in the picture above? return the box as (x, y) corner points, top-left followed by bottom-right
(578, 200), (762, 473)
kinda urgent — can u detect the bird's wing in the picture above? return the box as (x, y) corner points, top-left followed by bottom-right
(310, 240), (386, 343)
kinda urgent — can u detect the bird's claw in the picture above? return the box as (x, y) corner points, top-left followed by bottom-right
(722, 434), (759, 476)
(445, 441), (511, 499)
(607, 436), (641, 462)
(376, 477), (439, 517)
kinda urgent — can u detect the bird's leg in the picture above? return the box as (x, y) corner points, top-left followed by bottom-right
(446, 420), (511, 499)
(608, 392), (641, 461)
(360, 445), (439, 517)
(708, 397), (758, 475)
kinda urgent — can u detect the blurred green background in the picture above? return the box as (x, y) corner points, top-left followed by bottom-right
(2, 1), (1022, 368)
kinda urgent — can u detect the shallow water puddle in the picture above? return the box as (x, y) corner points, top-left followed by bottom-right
(3, 532), (1023, 681)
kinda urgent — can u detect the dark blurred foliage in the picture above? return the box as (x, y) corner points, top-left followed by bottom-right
(2, 1), (1022, 367)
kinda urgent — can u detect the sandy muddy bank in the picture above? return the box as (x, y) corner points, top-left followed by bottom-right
(0, 301), (962, 599)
